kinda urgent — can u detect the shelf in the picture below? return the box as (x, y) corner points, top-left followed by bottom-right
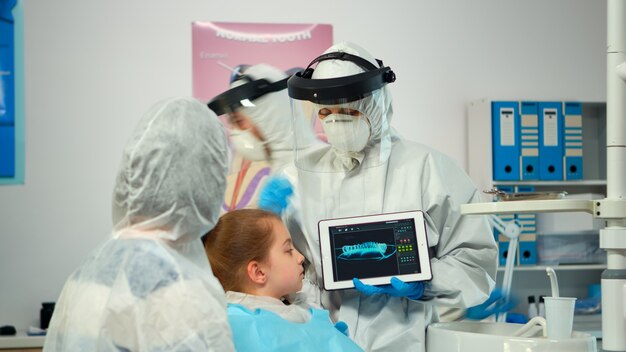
(497, 264), (606, 272)
(461, 199), (594, 215)
(493, 180), (607, 187)
(467, 100), (608, 198)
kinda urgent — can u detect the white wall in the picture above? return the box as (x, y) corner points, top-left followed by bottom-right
(0, 0), (606, 330)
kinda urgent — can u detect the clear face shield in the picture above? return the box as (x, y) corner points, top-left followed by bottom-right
(208, 75), (289, 162)
(288, 52), (396, 172)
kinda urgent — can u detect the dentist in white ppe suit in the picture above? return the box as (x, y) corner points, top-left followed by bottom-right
(44, 97), (235, 351)
(282, 42), (498, 351)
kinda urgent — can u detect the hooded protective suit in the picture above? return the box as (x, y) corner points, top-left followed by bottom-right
(285, 42), (498, 351)
(44, 97), (235, 351)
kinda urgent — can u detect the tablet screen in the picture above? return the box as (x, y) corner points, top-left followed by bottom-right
(329, 217), (422, 282)
(319, 211), (432, 290)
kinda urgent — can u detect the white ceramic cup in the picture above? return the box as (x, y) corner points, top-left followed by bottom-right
(544, 297), (577, 339)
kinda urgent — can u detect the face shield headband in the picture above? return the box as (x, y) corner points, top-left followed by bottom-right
(207, 75), (289, 116)
(287, 52), (396, 104)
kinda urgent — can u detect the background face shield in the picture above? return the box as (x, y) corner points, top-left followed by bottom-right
(292, 86), (393, 173)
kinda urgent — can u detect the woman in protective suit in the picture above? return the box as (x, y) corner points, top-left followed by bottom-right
(280, 42), (499, 351)
(208, 63), (321, 213)
(209, 63), (318, 175)
(44, 97), (235, 351)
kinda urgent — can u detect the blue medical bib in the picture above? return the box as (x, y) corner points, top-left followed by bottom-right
(227, 303), (363, 351)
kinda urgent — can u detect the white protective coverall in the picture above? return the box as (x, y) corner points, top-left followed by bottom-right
(44, 97), (235, 351)
(285, 42), (498, 351)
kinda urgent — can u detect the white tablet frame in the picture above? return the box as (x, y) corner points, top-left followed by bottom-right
(318, 210), (432, 291)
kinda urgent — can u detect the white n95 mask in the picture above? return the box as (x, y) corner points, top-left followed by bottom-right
(322, 114), (371, 153)
(230, 129), (268, 161)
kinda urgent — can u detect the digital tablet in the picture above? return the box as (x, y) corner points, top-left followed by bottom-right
(318, 210), (432, 291)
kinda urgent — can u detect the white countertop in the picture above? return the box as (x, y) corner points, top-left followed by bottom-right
(0, 334), (45, 349)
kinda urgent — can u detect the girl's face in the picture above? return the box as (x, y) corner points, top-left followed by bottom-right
(265, 218), (305, 298)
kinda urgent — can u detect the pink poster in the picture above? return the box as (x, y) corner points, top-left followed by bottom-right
(192, 22), (333, 212)
(192, 22), (333, 102)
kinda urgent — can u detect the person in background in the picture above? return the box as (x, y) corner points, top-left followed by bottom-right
(209, 63), (318, 175)
(204, 208), (363, 352)
(44, 97), (234, 351)
(261, 42), (499, 351)
(208, 63), (322, 213)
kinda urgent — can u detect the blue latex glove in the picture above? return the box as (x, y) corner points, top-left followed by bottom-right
(505, 313), (528, 324)
(334, 321), (349, 336)
(465, 288), (517, 320)
(352, 277), (425, 300)
(258, 176), (294, 216)
(575, 296), (601, 315)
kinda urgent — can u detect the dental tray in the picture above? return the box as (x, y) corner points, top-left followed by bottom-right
(484, 188), (568, 202)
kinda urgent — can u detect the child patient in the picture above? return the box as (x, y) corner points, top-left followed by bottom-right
(205, 209), (362, 351)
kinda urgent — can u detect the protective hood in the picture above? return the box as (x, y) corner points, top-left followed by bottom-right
(311, 42), (394, 145)
(290, 42), (397, 172)
(111, 97), (228, 242)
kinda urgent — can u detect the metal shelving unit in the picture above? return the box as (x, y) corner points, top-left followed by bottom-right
(466, 99), (608, 329)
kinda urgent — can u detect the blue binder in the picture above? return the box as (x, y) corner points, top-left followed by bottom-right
(498, 241), (511, 267)
(492, 102), (520, 180)
(520, 102), (539, 180)
(563, 102), (583, 180)
(538, 102), (564, 180)
(0, 126), (15, 177)
(515, 185), (537, 265)
(0, 3), (16, 178)
(494, 185), (516, 266)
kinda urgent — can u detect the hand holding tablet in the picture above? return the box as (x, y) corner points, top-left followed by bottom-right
(353, 277), (425, 300)
(318, 210), (432, 291)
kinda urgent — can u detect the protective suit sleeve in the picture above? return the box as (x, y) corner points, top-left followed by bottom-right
(104, 278), (234, 351)
(421, 155), (498, 308)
